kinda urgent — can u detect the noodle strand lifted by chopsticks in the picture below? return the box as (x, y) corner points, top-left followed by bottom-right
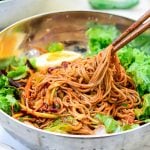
(18, 45), (141, 134)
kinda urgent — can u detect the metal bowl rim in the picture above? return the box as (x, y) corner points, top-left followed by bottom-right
(0, 10), (136, 34)
(1, 110), (150, 139)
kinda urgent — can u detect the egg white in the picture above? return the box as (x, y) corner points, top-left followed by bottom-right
(35, 50), (81, 70)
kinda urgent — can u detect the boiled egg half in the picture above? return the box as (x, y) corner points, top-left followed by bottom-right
(34, 50), (81, 70)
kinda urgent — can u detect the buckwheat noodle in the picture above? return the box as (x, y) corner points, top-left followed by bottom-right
(15, 45), (141, 135)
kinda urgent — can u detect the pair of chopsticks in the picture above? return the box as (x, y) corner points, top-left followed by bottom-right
(112, 9), (150, 53)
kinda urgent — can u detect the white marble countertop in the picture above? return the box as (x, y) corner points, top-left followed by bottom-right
(0, 126), (29, 150)
(0, 0), (149, 149)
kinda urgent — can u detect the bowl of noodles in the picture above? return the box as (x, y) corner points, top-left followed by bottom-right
(0, 11), (149, 150)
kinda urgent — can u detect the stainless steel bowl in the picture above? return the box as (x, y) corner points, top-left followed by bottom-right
(0, 11), (150, 150)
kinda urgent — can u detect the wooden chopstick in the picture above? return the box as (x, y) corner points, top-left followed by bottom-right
(112, 9), (150, 53)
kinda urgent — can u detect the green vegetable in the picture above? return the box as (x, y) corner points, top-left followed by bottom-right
(135, 94), (150, 122)
(11, 57), (27, 67)
(29, 58), (37, 69)
(0, 55), (28, 80)
(143, 119), (150, 123)
(130, 32), (150, 55)
(95, 114), (122, 133)
(0, 75), (20, 115)
(2, 56), (29, 80)
(86, 23), (120, 56)
(0, 96), (12, 115)
(89, 0), (139, 9)
(121, 124), (139, 130)
(117, 46), (135, 70)
(0, 75), (9, 89)
(7, 66), (28, 80)
(44, 119), (72, 133)
(0, 56), (29, 80)
(118, 47), (150, 96)
(0, 57), (14, 69)
(95, 114), (139, 133)
(47, 42), (64, 52)
(44, 116), (78, 133)
(0, 56), (27, 70)
(0, 95), (20, 115)
(0, 87), (16, 96)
